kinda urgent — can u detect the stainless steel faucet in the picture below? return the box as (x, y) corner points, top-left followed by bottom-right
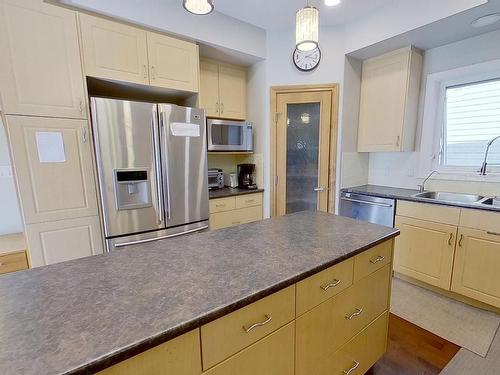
(418, 170), (439, 193)
(479, 135), (500, 175)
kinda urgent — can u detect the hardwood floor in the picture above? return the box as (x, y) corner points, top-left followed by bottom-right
(367, 313), (461, 375)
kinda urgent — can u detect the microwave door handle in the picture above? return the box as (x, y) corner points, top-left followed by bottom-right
(151, 109), (164, 225)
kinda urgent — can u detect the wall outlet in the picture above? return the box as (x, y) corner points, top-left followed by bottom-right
(0, 166), (13, 178)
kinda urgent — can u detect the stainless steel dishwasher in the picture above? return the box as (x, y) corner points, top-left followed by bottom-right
(340, 191), (395, 227)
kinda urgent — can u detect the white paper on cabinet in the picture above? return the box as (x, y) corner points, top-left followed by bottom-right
(36, 131), (66, 163)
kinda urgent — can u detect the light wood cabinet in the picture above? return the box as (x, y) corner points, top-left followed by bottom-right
(25, 216), (103, 267)
(97, 329), (201, 375)
(79, 13), (149, 85)
(203, 323), (295, 375)
(209, 193), (263, 230)
(201, 286), (295, 369)
(354, 240), (392, 282)
(452, 228), (500, 308)
(199, 59), (247, 120)
(79, 14), (199, 92)
(0, 0), (86, 118)
(357, 46), (422, 152)
(394, 216), (457, 290)
(147, 32), (199, 92)
(6, 115), (99, 224)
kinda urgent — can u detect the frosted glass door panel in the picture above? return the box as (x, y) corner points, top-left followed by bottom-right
(286, 103), (320, 214)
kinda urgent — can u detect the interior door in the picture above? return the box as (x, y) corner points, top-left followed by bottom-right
(275, 91), (332, 216)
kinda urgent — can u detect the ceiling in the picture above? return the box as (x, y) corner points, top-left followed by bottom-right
(206, 0), (395, 30)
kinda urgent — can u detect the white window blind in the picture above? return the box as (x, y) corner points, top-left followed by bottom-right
(442, 79), (500, 168)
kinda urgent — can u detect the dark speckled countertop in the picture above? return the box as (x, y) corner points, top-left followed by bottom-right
(209, 187), (264, 199)
(0, 211), (398, 375)
(342, 184), (500, 212)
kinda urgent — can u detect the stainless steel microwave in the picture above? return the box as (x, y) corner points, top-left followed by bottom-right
(207, 119), (253, 152)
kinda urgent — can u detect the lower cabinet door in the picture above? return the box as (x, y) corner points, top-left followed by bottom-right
(452, 228), (500, 308)
(209, 205), (262, 230)
(394, 216), (457, 290)
(203, 322), (295, 375)
(25, 216), (103, 267)
(97, 330), (201, 375)
(310, 312), (388, 375)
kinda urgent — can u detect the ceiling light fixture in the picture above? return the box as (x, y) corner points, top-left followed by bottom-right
(183, 0), (214, 15)
(471, 13), (500, 28)
(296, 2), (320, 52)
(324, 0), (341, 6)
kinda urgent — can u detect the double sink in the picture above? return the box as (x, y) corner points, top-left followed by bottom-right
(412, 191), (500, 207)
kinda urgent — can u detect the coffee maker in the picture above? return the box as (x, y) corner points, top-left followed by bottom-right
(237, 164), (257, 190)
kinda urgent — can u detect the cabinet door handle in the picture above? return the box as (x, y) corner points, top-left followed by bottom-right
(216, 102), (220, 113)
(487, 231), (500, 236)
(221, 102), (224, 114)
(458, 234), (464, 247)
(396, 135), (401, 148)
(369, 255), (385, 264)
(448, 233), (453, 246)
(345, 308), (363, 320)
(79, 100), (84, 114)
(151, 66), (156, 79)
(243, 314), (272, 333)
(82, 127), (87, 143)
(343, 360), (360, 375)
(143, 65), (148, 79)
(320, 279), (341, 291)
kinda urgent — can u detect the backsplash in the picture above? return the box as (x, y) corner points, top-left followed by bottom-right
(208, 153), (264, 189)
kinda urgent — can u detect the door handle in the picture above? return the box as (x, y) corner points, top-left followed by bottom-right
(314, 187), (327, 192)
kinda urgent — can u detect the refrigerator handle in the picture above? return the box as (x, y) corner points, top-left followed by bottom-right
(159, 111), (172, 220)
(152, 109), (164, 224)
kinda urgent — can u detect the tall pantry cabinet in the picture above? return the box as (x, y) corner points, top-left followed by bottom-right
(0, 0), (103, 267)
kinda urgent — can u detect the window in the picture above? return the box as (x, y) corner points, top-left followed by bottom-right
(440, 78), (500, 169)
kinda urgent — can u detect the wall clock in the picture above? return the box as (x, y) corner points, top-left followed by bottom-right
(293, 47), (321, 72)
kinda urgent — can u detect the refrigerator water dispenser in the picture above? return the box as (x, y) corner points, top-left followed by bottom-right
(114, 169), (152, 210)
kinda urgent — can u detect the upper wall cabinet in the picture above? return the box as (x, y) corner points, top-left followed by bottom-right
(79, 14), (199, 92)
(79, 13), (149, 86)
(147, 32), (199, 92)
(0, 0), (87, 118)
(357, 46), (422, 152)
(200, 59), (247, 120)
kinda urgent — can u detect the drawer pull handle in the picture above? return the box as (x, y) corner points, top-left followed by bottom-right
(320, 279), (341, 291)
(345, 308), (363, 320)
(245, 199), (255, 203)
(232, 221), (241, 225)
(216, 204), (226, 208)
(369, 255), (385, 264)
(343, 360), (360, 375)
(243, 314), (272, 333)
(487, 231), (500, 236)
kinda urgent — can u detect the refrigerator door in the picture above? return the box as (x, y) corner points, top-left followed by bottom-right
(159, 104), (209, 228)
(91, 98), (165, 238)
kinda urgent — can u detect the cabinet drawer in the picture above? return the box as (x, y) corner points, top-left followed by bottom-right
(460, 208), (500, 233)
(97, 329), (201, 375)
(354, 240), (392, 282)
(0, 251), (28, 275)
(209, 206), (262, 230)
(203, 323), (294, 375)
(396, 200), (460, 226)
(296, 258), (354, 316)
(296, 265), (391, 375)
(235, 193), (263, 209)
(201, 286), (295, 370)
(209, 197), (236, 213)
(310, 311), (389, 375)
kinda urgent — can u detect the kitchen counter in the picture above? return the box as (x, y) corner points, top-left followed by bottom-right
(209, 187), (264, 199)
(342, 184), (500, 212)
(0, 211), (398, 375)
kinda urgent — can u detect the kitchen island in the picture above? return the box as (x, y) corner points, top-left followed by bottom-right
(0, 211), (399, 375)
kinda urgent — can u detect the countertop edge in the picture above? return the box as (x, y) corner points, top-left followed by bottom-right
(69, 229), (399, 375)
(209, 188), (264, 200)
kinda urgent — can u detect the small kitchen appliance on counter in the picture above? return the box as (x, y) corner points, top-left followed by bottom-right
(208, 168), (224, 190)
(224, 173), (238, 188)
(237, 164), (257, 190)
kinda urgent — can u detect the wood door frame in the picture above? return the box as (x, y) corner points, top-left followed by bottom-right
(270, 83), (339, 217)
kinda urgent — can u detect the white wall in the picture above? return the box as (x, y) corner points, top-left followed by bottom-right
(368, 29), (500, 192)
(0, 118), (23, 235)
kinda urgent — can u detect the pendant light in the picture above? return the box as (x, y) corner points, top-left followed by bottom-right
(183, 0), (214, 15)
(296, 2), (319, 52)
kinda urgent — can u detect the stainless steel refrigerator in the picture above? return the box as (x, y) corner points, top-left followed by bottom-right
(90, 97), (209, 251)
